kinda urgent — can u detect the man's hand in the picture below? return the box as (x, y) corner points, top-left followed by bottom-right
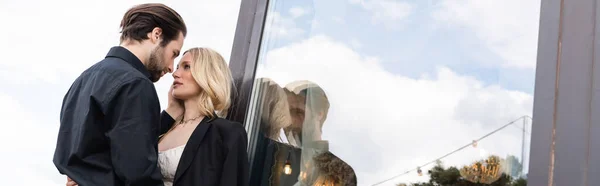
(166, 85), (184, 118)
(66, 177), (78, 186)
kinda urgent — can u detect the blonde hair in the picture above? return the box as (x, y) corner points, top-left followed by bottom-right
(257, 78), (292, 140)
(184, 47), (233, 118)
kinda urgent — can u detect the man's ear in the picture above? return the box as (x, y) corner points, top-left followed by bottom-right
(317, 110), (326, 124)
(148, 27), (163, 44)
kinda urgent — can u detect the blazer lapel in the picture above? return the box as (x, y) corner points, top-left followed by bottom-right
(173, 116), (216, 184)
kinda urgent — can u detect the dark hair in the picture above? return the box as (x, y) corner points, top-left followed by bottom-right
(298, 85), (330, 128)
(119, 3), (187, 46)
(299, 86), (330, 114)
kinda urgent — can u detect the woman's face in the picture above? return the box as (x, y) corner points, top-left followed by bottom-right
(172, 52), (202, 100)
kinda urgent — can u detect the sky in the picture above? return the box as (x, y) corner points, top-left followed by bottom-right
(0, 0), (540, 185)
(255, 0), (539, 185)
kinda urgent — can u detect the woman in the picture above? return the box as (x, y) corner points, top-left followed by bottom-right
(247, 78), (297, 186)
(67, 47), (249, 186)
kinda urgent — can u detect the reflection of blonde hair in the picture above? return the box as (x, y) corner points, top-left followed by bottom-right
(257, 78), (291, 140)
(184, 47), (233, 118)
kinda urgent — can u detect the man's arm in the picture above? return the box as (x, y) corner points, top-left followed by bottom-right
(160, 111), (176, 134)
(159, 85), (183, 134)
(104, 78), (163, 186)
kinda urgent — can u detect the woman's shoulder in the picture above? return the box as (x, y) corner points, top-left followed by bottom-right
(209, 118), (247, 138)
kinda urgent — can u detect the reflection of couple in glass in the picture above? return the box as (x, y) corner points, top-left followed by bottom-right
(53, 3), (249, 186)
(252, 78), (357, 186)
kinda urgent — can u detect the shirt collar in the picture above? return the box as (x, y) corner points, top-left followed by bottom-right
(105, 46), (151, 79)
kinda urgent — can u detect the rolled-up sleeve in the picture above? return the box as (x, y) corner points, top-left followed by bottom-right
(105, 78), (163, 186)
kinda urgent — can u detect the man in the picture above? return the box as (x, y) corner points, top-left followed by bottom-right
(284, 80), (357, 186)
(284, 80), (330, 146)
(53, 3), (186, 186)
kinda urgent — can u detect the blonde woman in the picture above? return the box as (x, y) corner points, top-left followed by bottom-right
(67, 47), (249, 186)
(156, 47), (248, 186)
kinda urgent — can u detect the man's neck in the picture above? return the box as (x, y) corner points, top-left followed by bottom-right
(120, 43), (148, 65)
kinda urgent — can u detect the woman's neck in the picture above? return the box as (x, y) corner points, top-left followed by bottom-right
(182, 98), (203, 121)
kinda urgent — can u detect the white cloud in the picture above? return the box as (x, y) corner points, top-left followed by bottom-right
(349, 0), (413, 28)
(256, 35), (532, 185)
(0, 0), (241, 185)
(263, 11), (305, 42)
(289, 7), (307, 18)
(332, 16), (345, 24)
(0, 0), (240, 85)
(349, 38), (362, 49)
(0, 93), (63, 186)
(431, 0), (541, 69)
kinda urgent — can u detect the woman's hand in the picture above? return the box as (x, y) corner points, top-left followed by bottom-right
(166, 85), (184, 118)
(66, 177), (78, 186)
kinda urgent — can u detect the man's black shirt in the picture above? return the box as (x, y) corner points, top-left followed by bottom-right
(53, 46), (164, 186)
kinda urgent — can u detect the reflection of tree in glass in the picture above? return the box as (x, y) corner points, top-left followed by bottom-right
(459, 155), (502, 184)
(311, 151), (358, 186)
(399, 156), (527, 186)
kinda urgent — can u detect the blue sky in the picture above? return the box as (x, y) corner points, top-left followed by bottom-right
(265, 0), (537, 94)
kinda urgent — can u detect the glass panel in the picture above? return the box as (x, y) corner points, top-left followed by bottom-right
(245, 0), (540, 185)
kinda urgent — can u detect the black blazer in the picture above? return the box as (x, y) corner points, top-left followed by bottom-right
(161, 112), (250, 186)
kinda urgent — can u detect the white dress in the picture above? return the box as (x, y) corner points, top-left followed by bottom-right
(158, 145), (186, 186)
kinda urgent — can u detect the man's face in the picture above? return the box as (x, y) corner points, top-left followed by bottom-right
(146, 32), (184, 82)
(285, 90), (325, 141)
(286, 90), (306, 133)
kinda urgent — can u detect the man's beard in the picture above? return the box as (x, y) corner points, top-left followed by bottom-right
(146, 47), (167, 82)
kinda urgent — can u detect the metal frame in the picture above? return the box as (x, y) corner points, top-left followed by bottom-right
(227, 0), (269, 124)
(528, 0), (562, 185)
(227, 0), (270, 175)
(588, 0), (600, 183)
(529, 0), (600, 185)
(227, 0), (599, 185)
(552, 0), (595, 185)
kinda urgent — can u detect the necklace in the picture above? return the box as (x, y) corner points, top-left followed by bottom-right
(179, 115), (202, 124)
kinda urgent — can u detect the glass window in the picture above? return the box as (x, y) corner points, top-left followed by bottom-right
(244, 0), (540, 185)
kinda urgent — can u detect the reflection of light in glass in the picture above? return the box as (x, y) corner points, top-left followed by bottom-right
(460, 156), (503, 184)
(284, 161), (292, 175)
(313, 176), (333, 186)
